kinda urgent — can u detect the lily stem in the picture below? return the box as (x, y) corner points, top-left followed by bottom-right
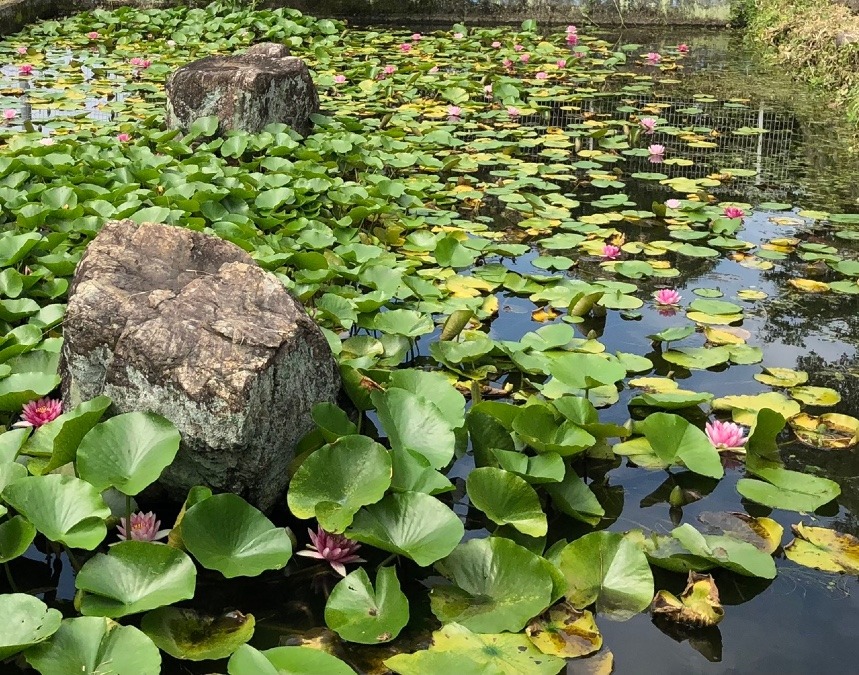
(377, 553), (397, 569)
(3, 563), (17, 592)
(64, 546), (82, 573)
(470, 379), (482, 405)
(125, 494), (132, 539)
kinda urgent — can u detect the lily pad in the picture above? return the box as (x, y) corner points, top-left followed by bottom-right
(651, 572), (724, 627)
(526, 602), (602, 658)
(0, 594), (62, 660)
(228, 644), (355, 675)
(141, 607), (255, 661)
(325, 567), (409, 644)
(466, 467), (547, 537)
(783, 523), (859, 574)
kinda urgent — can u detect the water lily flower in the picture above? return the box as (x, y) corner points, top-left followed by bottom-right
(648, 144), (665, 156)
(639, 117), (657, 134)
(654, 288), (682, 305)
(507, 106), (520, 118)
(130, 57), (152, 69)
(333, 74), (346, 84)
(297, 526), (365, 577)
(39, 137), (54, 146)
(117, 511), (170, 542)
(566, 33), (579, 46)
(666, 198), (682, 209)
(18, 64), (33, 76)
(602, 244), (621, 259)
(705, 420), (748, 451)
(557, 59), (567, 68)
(399, 42), (412, 53)
(453, 32), (464, 39)
(574, 51), (585, 58)
(502, 58), (513, 69)
(567, 24), (578, 34)
(678, 43), (690, 53)
(484, 83), (493, 98)
(428, 65), (439, 73)
(646, 52), (662, 64)
(381, 64), (396, 77)
(491, 41), (502, 48)
(723, 206), (746, 219)
(3, 109), (17, 121)
(117, 133), (131, 142)
(447, 105), (462, 118)
(13, 397), (62, 428)
(535, 71), (547, 79)
(86, 31), (100, 40)
(412, 33), (423, 41)
(514, 44), (524, 52)
(16, 46), (27, 55)
(520, 53), (531, 63)
(166, 39), (176, 47)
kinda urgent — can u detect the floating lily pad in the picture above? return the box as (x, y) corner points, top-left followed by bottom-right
(228, 644), (355, 675)
(466, 467), (547, 537)
(0, 594), (62, 660)
(325, 567), (409, 644)
(651, 572), (724, 627)
(784, 523), (859, 574)
(141, 607), (255, 661)
(526, 602), (602, 658)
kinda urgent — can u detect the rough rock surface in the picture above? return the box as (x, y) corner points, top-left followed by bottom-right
(166, 42), (319, 135)
(61, 220), (340, 511)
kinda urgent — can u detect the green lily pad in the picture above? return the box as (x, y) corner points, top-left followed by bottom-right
(325, 567), (409, 644)
(228, 644), (355, 675)
(141, 607), (255, 661)
(0, 594), (62, 660)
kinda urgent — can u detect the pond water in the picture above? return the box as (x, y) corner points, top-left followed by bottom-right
(2, 8), (859, 675)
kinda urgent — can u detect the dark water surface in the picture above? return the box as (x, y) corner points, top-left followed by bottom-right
(8, 28), (859, 675)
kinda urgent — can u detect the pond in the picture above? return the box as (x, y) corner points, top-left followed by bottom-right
(0, 4), (857, 674)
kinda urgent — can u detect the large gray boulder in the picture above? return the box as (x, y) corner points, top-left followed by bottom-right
(166, 42), (319, 136)
(60, 220), (339, 511)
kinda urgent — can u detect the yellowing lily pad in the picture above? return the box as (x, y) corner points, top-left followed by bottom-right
(703, 326), (748, 345)
(755, 367), (808, 388)
(788, 279), (830, 293)
(737, 289), (768, 300)
(788, 412), (859, 449)
(650, 572), (724, 627)
(525, 602), (602, 658)
(628, 377), (679, 393)
(711, 392), (801, 425)
(789, 386), (841, 407)
(784, 523), (859, 574)
(686, 311), (744, 325)
(697, 511), (783, 554)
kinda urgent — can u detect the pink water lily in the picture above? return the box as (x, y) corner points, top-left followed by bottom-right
(39, 137), (54, 146)
(453, 32), (464, 39)
(602, 244), (621, 260)
(566, 33), (579, 46)
(666, 198), (682, 209)
(333, 74), (346, 84)
(130, 57), (151, 69)
(383, 64), (396, 75)
(514, 44), (524, 52)
(502, 58), (514, 69)
(117, 133), (131, 142)
(724, 206), (746, 219)
(678, 43), (690, 53)
(3, 109), (17, 121)
(399, 43), (412, 53)
(412, 33), (423, 41)
(117, 511), (170, 542)
(13, 397), (62, 428)
(86, 31), (100, 40)
(654, 288), (682, 305)
(640, 117), (657, 134)
(447, 105), (462, 118)
(520, 53), (530, 62)
(16, 46), (28, 55)
(507, 106), (520, 118)
(535, 71), (547, 80)
(296, 526), (365, 577)
(567, 24), (578, 34)
(646, 52), (662, 64)
(428, 65), (439, 73)
(557, 59), (567, 68)
(705, 420), (748, 451)
(648, 144), (665, 156)
(18, 64), (33, 76)
(491, 41), (502, 48)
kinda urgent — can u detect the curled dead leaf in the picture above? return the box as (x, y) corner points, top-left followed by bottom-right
(650, 572), (724, 628)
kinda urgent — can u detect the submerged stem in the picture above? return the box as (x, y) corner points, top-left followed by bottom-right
(4, 563), (17, 592)
(64, 547), (82, 573)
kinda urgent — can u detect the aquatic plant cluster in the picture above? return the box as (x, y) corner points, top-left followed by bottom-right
(0, 3), (856, 674)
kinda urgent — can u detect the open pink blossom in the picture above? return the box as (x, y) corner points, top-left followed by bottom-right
(484, 84), (493, 98)
(520, 53), (530, 62)
(566, 33), (579, 46)
(514, 44), (524, 52)
(507, 106), (520, 118)
(491, 41), (502, 48)
(382, 64), (396, 77)
(666, 198), (682, 209)
(646, 52), (662, 64)
(677, 43), (690, 53)
(130, 57), (151, 69)
(13, 397), (62, 428)
(648, 144), (665, 156)
(447, 105), (462, 118)
(86, 31), (100, 40)
(639, 117), (657, 134)
(654, 288), (682, 305)
(16, 46), (28, 55)
(117, 133), (131, 142)
(705, 420), (748, 451)
(502, 58), (513, 69)
(566, 24), (578, 34)
(117, 512), (170, 542)
(3, 109), (17, 121)
(557, 59), (567, 68)
(412, 33), (423, 41)
(535, 71), (547, 80)
(18, 64), (33, 76)
(453, 32), (464, 39)
(428, 65), (439, 73)
(723, 206), (746, 219)
(602, 244), (621, 260)
(574, 51), (585, 58)
(39, 137), (54, 146)
(333, 74), (346, 84)
(399, 42), (412, 53)
(296, 526), (365, 577)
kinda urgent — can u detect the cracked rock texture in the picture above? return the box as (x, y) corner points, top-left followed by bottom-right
(60, 220), (340, 511)
(166, 42), (319, 136)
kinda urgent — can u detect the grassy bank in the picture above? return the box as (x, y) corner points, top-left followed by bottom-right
(743, 0), (859, 121)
